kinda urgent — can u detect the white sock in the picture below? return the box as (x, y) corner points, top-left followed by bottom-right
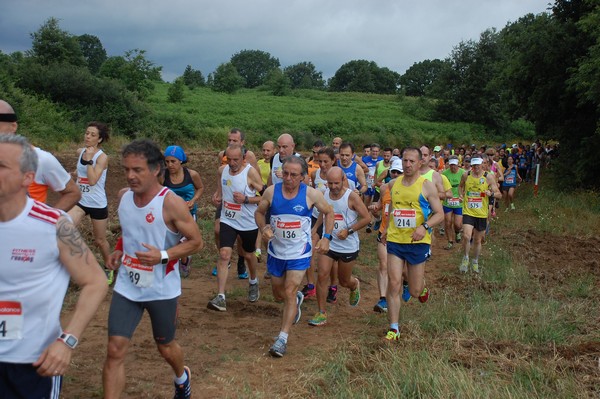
(218, 293), (225, 299)
(249, 278), (258, 285)
(174, 369), (188, 384)
(278, 331), (288, 343)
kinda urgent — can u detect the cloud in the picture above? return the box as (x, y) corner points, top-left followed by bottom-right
(0, 0), (547, 81)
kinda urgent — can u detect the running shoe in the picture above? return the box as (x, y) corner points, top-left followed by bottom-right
(456, 232), (462, 243)
(105, 269), (114, 285)
(326, 286), (338, 304)
(269, 337), (287, 357)
(173, 366), (191, 399)
(439, 227), (445, 236)
(444, 242), (453, 250)
(179, 256), (191, 278)
(511, 203), (515, 210)
(293, 291), (304, 324)
(254, 249), (262, 263)
(207, 295), (226, 312)
(459, 257), (469, 273)
(308, 311), (328, 326)
(349, 279), (361, 307)
(418, 287), (429, 303)
(372, 219), (381, 231)
(237, 260), (247, 278)
(365, 222), (372, 234)
(373, 298), (388, 313)
(402, 282), (411, 302)
(248, 283), (260, 302)
(301, 284), (316, 299)
(384, 329), (400, 341)
(472, 261), (480, 274)
(238, 271), (249, 279)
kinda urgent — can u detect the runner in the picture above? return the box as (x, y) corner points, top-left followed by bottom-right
(102, 140), (203, 399)
(0, 134), (107, 398)
(441, 155), (465, 250)
(208, 144), (263, 311)
(502, 155), (522, 211)
(163, 145), (204, 278)
(67, 122), (112, 283)
(256, 140), (275, 265)
(362, 143), (382, 210)
(306, 140), (324, 186)
(255, 156), (334, 357)
(458, 156), (501, 273)
(381, 147), (444, 340)
(308, 167), (371, 326)
(0, 99), (80, 211)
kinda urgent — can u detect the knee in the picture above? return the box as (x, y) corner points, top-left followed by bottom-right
(218, 248), (231, 261)
(157, 342), (178, 361)
(338, 275), (353, 289)
(106, 338), (128, 361)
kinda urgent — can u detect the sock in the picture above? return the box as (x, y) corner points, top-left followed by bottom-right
(472, 258), (479, 264)
(463, 255), (469, 261)
(331, 285), (337, 290)
(380, 296), (386, 300)
(174, 369), (188, 384)
(218, 293), (225, 299)
(278, 331), (289, 343)
(249, 278), (258, 285)
(390, 323), (399, 332)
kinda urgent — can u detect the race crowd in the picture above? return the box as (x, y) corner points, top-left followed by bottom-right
(0, 98), (552, 398)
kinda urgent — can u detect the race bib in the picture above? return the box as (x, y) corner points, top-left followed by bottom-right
(393, 209), (416, 228)
(0, 301), (23, 340)
(333, 213), (346, 234)
(366, 174), (375, 187)
(383, 204), (389, 218)
(467, 197), (483, 209)
(77, 177), (90, 193)
(223, 201), (242, 220)
(274, 220), (302, 240)
(447, 197), (461, 207)
(122, 254), (154, 288)
(505, 176), (515, 184)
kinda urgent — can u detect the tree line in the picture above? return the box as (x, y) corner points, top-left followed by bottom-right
(1, 0), (599, 187)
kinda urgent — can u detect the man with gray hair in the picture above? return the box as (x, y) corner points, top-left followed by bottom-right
(0, 134), (107, 398)
(0, 99), (80, 211)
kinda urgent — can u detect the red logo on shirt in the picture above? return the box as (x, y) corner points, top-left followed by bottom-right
(146, 212), (155, 223)
(11, 249), (35, 263)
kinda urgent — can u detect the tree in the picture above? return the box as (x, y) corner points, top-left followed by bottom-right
(329, 60), (399, 94)
(283, 62), (325, 89)
(167, 78), (185, 103)
(265, 68), (291, 96)
(211, 62), (244, 94)
(98, 49), (162, 99)
(182, 65), (205, 89)
(230, 49), (280, 88)
(28, 17), (85, 66)
(77, 34), (107, 74)
(399, 59), (449, 97)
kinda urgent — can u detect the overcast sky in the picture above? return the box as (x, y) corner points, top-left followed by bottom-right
(1, 1), (548, 82)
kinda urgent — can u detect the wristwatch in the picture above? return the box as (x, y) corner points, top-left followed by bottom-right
(421, 222), (430, 230)
(347, 228), (355, 235)
(160, 250), (169, 265)
(323, 233), (333, 241)
(81, 159), (93, 165)
(58, 333), (79, 349)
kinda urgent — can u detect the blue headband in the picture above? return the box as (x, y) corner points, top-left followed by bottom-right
(164, 145), (187, 163)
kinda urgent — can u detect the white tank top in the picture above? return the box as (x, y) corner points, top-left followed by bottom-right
(115, 187), (182, 301)
(325, 188), (360, 253)
(271, 153), (283, 185)
(77, 149), (108, 208)
(0, 199), (70, 363)
(312, 169), (328, 218)
(220, 164), (258, 231)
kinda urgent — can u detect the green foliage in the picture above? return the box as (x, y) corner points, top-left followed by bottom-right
(283, 62), (325, 89)
(230, 49), (280, 88)
(329, 59), (400, 94)
(265, 68), (291, 96)
(400, 59), (449, 97)
(167, 78), (185, 103)
(77, 34), (107, 74)
(98, 49), (162, 99)
(28, 17), (85, 67)
(210, 62), (244, 94)
(182, 65), (205, 89)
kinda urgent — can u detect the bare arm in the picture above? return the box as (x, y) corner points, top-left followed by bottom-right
(212, 165), (226, 206)
(53, 179), (81, 212)
(355, 166), (367, 194)
(355, 156), (368, 173)
(309, 187), (334, 253)
(33, 216), (107, 377)
(255, 186), (274, 240)
(188, 169), (204, 209)
(84, 152), (108, 186)
(411, 180), (444, 242)
(336, 191), (371, 240)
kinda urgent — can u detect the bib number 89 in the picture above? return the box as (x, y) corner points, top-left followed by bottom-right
(129, 271), (140, 285)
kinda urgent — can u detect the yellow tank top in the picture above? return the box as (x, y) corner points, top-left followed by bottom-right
(463, 172), (489, 218)
(387, 175), (431, 244)
(257, 159), (271, 185)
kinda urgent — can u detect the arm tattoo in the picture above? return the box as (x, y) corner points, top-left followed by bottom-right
(57, 218), (89, 258)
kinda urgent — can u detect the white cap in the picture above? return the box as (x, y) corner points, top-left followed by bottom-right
(390, 159), (403, 172)
(448, 158), (459, 166)
(470, 157), (483, 165)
